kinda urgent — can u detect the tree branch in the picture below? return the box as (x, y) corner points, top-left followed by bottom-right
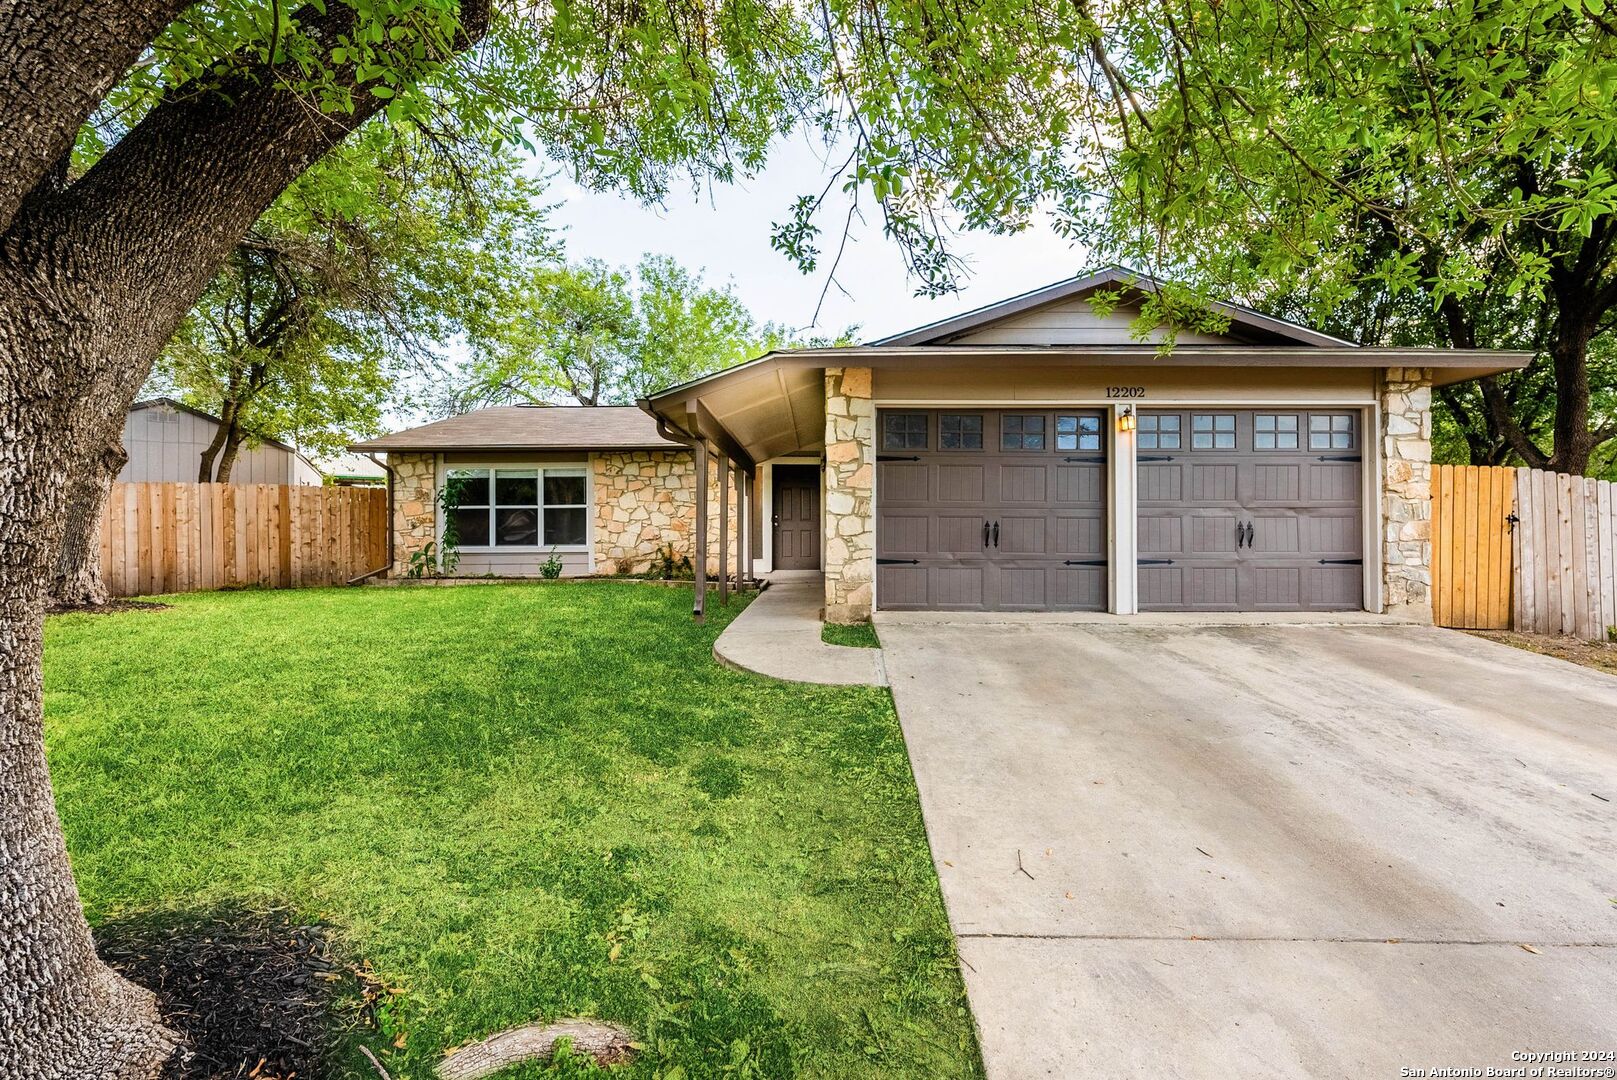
(0, 0), (189, 235)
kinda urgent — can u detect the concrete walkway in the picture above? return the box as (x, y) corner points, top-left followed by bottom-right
(713, 573), (887, 686)
(877, 614), (1617, 1079)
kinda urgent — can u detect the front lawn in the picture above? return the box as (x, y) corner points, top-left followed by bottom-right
(45, 583), (980, 1079)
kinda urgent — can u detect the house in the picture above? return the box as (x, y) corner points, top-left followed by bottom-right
(353, 267), (1529, 620)
(120, 398), (324, 486)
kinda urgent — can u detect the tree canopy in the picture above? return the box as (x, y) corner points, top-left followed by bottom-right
(465, 253), (809, 407)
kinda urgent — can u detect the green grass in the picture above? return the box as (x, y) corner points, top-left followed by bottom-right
(44, 583), (979, 1079)
(820, 622), (880, 649)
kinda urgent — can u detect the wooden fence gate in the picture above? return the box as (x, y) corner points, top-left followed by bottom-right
(1511, 468), (1617, 640)
(1431, 465), (1514, 629)
(100, 482), (388, 597)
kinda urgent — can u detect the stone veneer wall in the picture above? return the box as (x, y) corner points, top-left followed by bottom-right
(387, 448), (743, 578)
(1381, 367), (1434, 620)
(389, 452), (437, 575)
(823, 366), (875, 622)
(593, 450), (697, 574)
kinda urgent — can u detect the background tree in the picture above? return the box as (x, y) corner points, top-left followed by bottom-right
(466, 254), (786, 406)
(1054, 0), (1617, 475)
(151, 126), (552, 484)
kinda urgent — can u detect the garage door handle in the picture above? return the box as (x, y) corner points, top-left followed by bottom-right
(878, 558), (921, 565)
(1064, 559), (1108, 566)
(1318, 558), (1363, 565)
(992, 521), (1000, 547)
(878, 455), (921, 462)
(983, 521), (991, 548)
(1138, 455), (1176, 462)
(1137, 559), (1175, 565)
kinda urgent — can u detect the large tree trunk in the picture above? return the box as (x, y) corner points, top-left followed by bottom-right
(1547, 321), (1596, 475)
(0, 4), (492, 1075)
(0, 340), (180, 1077)
(49, 441), (126, 609)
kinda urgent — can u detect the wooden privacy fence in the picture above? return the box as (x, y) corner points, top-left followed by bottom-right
(1432, 464), (1617, 639)
(99, 482), (388, 597)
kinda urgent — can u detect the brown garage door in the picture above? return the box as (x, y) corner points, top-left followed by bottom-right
(876, 408), (1108, 611)
(1136, 408), (1364, 611)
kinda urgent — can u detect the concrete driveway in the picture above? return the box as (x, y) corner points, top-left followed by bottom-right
(875, 614), (1617, 1079)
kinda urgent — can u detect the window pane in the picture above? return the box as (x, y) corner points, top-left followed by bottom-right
(1193, 414), (1214, 432)
(1215, 431), (1235, 449)
(1057, 415), (1078, 433)
(1079, 416), (1100, 432)
(1078, 433), (1100, 450)
(444, 470), (489, 507)
(1004, 415), (1025, 434)
(1024, 432), (1045, 450)
(495, 471), (538, 505)
(1256, 432), (1276, 449)
(1310, 414), (1330, 432)
(450, 506), (490, 546)
(544, 474), (586, 505)
(544, 506), (587, 546)
(1309, 431), (1331, 449)
(882, 413), (927, 450)
(1193, 415), (1235, 448)
(494, 507), (538, 546)
(1140, 433), (1158, 449)
(1256, 414), (1276, 432)
(1278, 414), (1298, 432)
(1056, 433), (1075, 450)
(940, 414), (982, 450)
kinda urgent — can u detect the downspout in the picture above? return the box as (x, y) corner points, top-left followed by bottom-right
(346, 452), (395, 584)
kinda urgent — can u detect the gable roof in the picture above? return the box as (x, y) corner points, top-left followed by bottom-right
(349, 405), (685, 453)
(869, 265), (1358, 349)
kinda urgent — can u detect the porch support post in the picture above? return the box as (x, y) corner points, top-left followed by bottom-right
(717, 452), (730, 605)
(736, 463), (752, 586)
(693, 440), (709, 623)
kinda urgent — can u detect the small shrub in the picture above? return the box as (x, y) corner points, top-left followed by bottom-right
(651, 543), (693, 580)
(539, 548), (564, 579)
(405, 542), (457, 579)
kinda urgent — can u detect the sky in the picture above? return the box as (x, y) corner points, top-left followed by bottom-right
(538, 132), (1095, 343)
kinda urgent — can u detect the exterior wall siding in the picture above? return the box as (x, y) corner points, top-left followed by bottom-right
(389, 452), (438, 576)
(1381, 367), (1435, 621)
(823, 366), (875, 622)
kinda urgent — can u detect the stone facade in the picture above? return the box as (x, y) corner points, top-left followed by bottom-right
(390, 452), (437, 576)
(1381, 367), (1434, 621)
(593, 450), (696, 575)
(386, 448), (745, 579)
(823, 366), (875, 623)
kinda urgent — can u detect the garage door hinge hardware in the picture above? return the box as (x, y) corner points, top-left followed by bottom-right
(1062, 455), (1106, 463)
(1318, 558), (1363, 565)
(1063, 559), (1109, 566)
(877, 455), (921, 462)
(1137, 559), (1175, 565)
(1317, 454), (1362, 462)
(1137, 455), (1176, 462)
(877, 558), (921, 565)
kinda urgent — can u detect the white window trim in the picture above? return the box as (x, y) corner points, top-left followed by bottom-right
(437, 461), (592, 554)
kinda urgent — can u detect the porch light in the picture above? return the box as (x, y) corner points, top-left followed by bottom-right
(1118, 404), (1136, 432)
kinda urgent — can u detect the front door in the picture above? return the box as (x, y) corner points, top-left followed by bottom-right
(773, 465), (820, 570)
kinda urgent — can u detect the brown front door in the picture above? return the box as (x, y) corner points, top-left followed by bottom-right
(773, 465), (820, 570)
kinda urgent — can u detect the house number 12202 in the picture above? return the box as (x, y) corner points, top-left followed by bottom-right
(1106, 386), (1146, 398)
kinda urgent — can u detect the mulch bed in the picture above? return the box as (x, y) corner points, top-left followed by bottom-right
(96, 907), (382, 1080)
(1466, 629), (1617, 676)
(48, 598), (170, 615)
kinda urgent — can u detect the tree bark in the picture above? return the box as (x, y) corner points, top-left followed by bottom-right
(213, 420), (245, 484)
(196, 399), (238, 482)
(49, 440), (126, 609)
(0, 4), (493, 1076)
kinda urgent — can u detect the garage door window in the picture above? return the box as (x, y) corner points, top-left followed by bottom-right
(1254, 413), (1300, 450)
(1056, 414), (1101, 451)
(1309, 413), (1355, 450)
(1138, 413), (1180, 450)
(1191, 413), (1237, 450)
(1001, 414), (1046, 451)
(939, 413), (984, 450)
(883, 412), (928, 450)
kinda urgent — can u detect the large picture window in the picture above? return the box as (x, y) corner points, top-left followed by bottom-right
(444, 466), (588, 548)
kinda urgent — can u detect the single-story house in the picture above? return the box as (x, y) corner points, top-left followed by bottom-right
(121, 397), (324, 485)
(352, 267), (1528, 622)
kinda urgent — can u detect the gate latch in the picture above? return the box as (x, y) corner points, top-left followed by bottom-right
(1506, 511), (1520, 533)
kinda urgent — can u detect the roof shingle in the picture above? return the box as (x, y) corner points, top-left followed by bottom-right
(349, 405), (684, 453)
